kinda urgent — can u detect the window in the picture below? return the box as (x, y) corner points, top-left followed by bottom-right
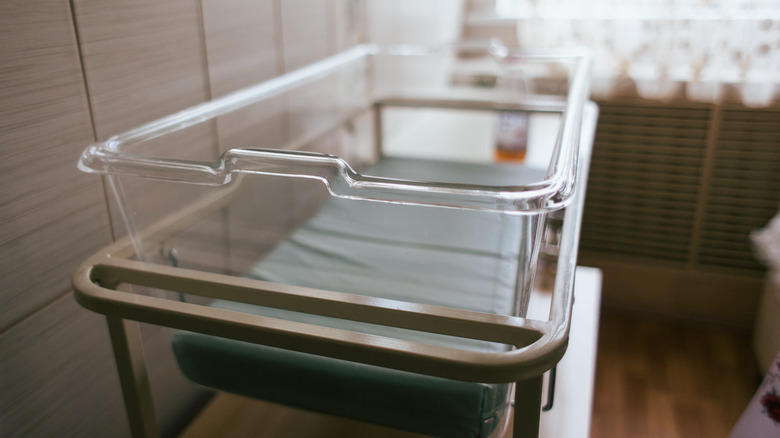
(495, 0), (780, 106)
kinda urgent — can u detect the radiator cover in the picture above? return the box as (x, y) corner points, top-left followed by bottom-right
(581, 100), (780, 277)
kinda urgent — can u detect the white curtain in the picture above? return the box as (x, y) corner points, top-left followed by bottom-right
(497, 0), (780, 107)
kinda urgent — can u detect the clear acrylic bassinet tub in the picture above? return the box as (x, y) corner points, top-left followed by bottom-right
(73, 42), (595, 438)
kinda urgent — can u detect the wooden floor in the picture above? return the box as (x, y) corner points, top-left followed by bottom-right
(590, 312), (759, 438)
(180, 394), (426, 438)
(180, 312), (760, 438)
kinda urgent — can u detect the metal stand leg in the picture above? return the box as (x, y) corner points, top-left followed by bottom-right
(107, 316), (159, 438)
(513, 375), (543, 438)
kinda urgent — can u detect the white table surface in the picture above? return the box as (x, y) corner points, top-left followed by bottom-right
(527, 266), (602, 438)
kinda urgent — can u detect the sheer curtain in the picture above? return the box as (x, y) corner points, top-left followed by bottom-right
(496, 0), (780, 107)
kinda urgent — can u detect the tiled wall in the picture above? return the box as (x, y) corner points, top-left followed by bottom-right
(0, 1), (469, 436)
(0, 1), (362, 436)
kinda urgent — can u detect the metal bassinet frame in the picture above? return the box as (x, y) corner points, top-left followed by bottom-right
(72, 44), (595, 438)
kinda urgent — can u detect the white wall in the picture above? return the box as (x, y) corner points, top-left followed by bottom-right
(366, 0), (464, 44)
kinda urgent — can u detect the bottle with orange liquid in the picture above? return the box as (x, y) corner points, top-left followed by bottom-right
(494, 111), (529, 162)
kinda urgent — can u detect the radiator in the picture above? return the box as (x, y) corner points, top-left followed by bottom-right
(581, 100), (780, 278)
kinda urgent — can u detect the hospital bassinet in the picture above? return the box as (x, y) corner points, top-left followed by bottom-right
(72, 42), (596, 438)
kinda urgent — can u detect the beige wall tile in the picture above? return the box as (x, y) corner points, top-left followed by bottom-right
(279, 0), (332, 72)
(329, 0), (365, 53)
(0, 0), (111, 330)
(0, 1), (376, 436)
(0, 293), (209, 437)
(201, 0), (279, 97)
(0, 295), (128, 437)
(201, 0), (286, 161)
(203, 0), (340, 276)
(69, 3), (223, 434)
(73, 0), (224, 256)
(73, 0), (212, 139)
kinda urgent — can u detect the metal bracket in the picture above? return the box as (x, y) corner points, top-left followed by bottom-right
(541, 365), (557, 412)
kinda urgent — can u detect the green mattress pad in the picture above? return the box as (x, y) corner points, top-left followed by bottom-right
(172, 157), (546, 437)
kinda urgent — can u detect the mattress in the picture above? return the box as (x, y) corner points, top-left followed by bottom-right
(172, 157), (546, 437)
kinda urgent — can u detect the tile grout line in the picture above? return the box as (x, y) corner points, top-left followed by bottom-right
(2, 2), (116, 338)
(272, 0), (287, 75)
(67, 0), (98, 143)
(0, 289), (74, 337)
(272, 0), (292, 172)
(195, 0), (216, 103)
(195, 0), (234, 275)
(67, 0), (118, 243)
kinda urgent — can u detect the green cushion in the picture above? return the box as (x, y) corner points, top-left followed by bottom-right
(172, 158), (543, 437)
(173, 333), (509, 437)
